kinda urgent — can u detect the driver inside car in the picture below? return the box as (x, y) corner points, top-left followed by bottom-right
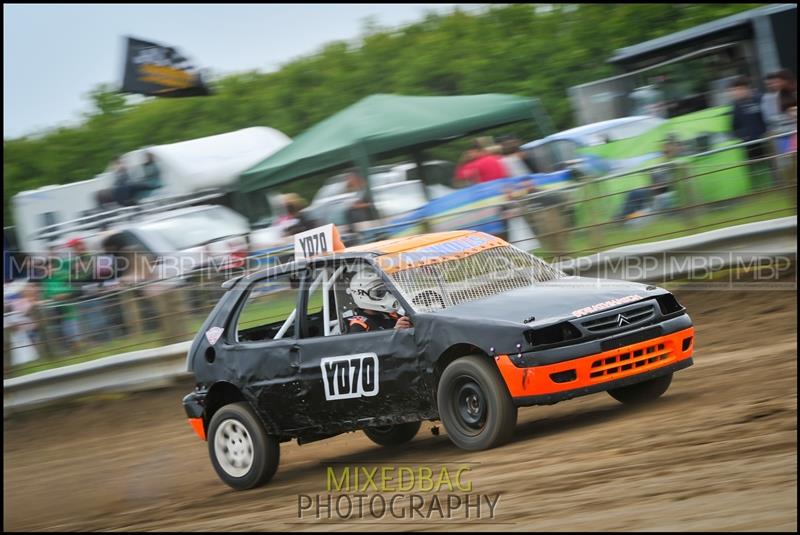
(346, 268), (412, 332)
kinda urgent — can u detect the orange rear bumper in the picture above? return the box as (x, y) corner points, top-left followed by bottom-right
(495, 327), (695, 399)
(188, 417), (206, 441)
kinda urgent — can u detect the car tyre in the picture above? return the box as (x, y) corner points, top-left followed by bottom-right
(607, 372), (673, 405)
(363, 421), (422, 446)
(437, 355), (517, 451)
(207, 401), (279, 491)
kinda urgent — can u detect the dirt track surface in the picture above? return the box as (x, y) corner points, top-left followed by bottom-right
(4, 285), (798, 531)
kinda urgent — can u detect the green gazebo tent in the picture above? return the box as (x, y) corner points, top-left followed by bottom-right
(239, 93), (546, 193)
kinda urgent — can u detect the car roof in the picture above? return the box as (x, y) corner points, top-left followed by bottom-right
(238, 230), (508, 285)
(344, 230), (477, 255)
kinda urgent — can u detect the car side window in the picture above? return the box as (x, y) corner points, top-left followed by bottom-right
(236, 271), (302, 342)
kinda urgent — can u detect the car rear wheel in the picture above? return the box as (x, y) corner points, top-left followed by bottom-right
(607, 372), (673, 405)
(363, 421), (422, 446)
(207, 402), (279, 491)
(437, 355), (517, 451)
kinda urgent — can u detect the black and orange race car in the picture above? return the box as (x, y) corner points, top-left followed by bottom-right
(183, 229), (694, 490)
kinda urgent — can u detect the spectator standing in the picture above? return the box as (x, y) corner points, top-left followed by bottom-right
(783, 103), (797, 206)
(453, 139), (509, 185)
(618, 135), (685, 221)
(139, 152), (163, 196)
(5, 281), (43, 367)
(282, 193), (316, 235)
(111, 157), (135, 205)
(41, 250), (81, 354)
(786, 103), (797, 153)
(97, 154), (162, 208)
(762, 70), (797, 134)
(763, 70), (797, 186)
(96, 157), (132, 208)
(730, 76), (774, 189)
(344, 169), (375, 233)
(5, 302), (38, 367)
(116, 247), (159, 335)
(498, 135), (533, 178)
(66, 237), (112, 344)
(20, 280), (43, 347)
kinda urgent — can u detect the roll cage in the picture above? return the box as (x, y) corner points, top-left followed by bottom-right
(229, 255), (416, 344)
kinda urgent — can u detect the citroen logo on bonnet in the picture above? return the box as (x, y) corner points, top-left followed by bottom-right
(617, 314), (631, 327)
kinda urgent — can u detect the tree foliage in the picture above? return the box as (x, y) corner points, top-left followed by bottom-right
(4, 3), (758, 224)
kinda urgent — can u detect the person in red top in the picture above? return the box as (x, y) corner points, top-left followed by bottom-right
(454, 141), (509, 185)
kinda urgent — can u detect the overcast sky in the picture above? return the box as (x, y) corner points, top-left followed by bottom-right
(3, 3), (471, 138)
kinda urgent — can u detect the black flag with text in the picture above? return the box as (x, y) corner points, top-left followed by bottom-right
(121, 36), (211, 97)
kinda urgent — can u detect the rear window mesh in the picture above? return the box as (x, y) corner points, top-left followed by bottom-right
(388, 245), (564, 312)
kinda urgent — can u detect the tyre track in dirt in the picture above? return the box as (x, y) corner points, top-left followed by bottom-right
(4, 285), (797, 531)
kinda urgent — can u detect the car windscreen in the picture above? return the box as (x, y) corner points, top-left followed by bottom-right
(142, 207), (248, 251)
(385, 245), (564, 313)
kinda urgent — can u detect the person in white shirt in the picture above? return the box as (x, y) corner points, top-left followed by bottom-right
(761, 71), (795, 134)
(498, 136), (532, 178)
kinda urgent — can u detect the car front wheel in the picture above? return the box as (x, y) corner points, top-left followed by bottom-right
(607, 372), (673, 405)
(437, 355), (517, 451)
(207, 402), (280, 491)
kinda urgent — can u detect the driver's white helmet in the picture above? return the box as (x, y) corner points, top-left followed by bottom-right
(348, 268), (399, 313)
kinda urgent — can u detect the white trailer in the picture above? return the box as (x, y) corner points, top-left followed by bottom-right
(12, 173), (115, 253)
(11, 126), (292, 252)
(120, 126), (291, 196)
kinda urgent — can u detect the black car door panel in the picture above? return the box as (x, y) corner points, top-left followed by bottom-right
(295, 328), (425, 428)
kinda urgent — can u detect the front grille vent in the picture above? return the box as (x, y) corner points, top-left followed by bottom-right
(581, 304), (655, 333)
(589, 342), (670, 379)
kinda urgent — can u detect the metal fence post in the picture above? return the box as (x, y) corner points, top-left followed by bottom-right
(3, 322), (11, 375)
(583, 179), (603, 253)
(29, 303), (54, 361)
(678, 161), (699, 226)
(121, 288), (144, 339)
(158, 286), (187, 343)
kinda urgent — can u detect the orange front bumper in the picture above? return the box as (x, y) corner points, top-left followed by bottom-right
(495, 327), (695, 399)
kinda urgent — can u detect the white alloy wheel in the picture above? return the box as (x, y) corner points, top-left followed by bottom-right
(214, 418), (254, 477)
